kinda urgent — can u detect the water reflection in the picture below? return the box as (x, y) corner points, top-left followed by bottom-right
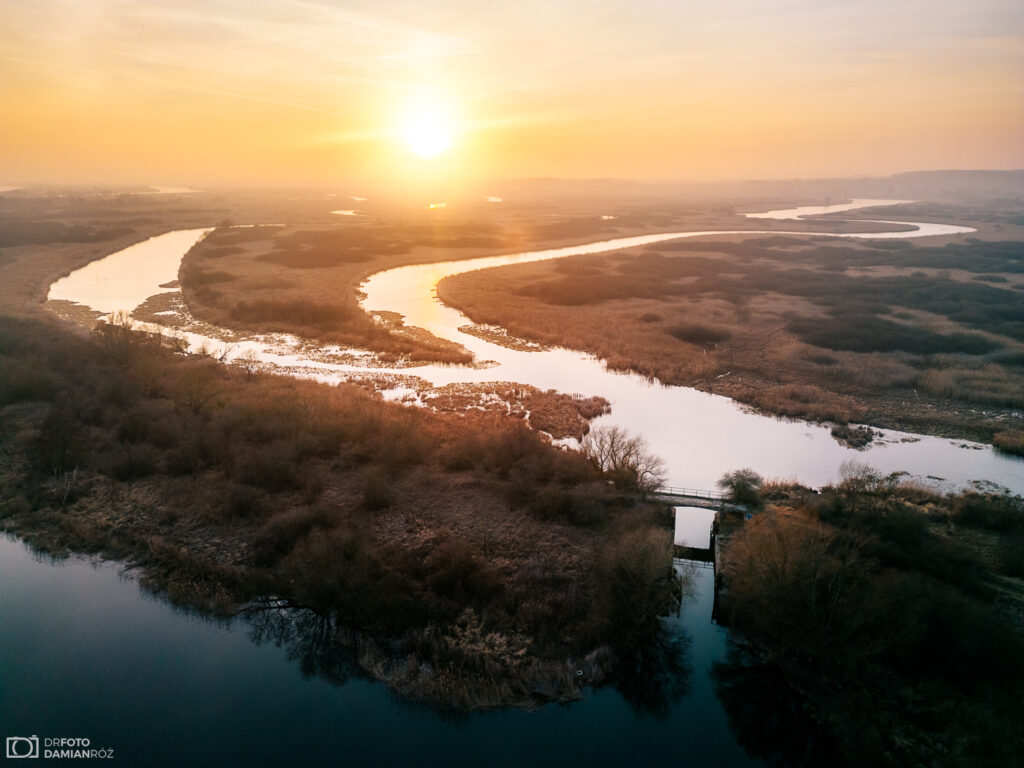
(612, 622), (691, 719)
(246, 602), (358, 687)
(713, 641), (846, 767)
(1, 533), (760, 766)
(241, 588), (695, 720)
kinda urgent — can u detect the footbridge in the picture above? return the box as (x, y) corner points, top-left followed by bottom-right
(650, 486), (727, 506)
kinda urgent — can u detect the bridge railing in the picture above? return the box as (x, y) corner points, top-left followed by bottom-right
(654, 486), (727, 500)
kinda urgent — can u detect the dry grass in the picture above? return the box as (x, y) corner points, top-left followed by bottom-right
(0, 312), (676, 709)
(993, 429), (1024, 457)
(438, 239), (1024, 443)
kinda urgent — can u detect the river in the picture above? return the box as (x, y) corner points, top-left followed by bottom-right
(46, 199), (1023, 494)
(0, 533), (752, 767)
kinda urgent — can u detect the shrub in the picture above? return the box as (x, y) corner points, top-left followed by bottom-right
(425, 538), (499, 602)
(667, 323), (732, 347)
(230, 298), (362, 330)
(362, 467), (394, 510)
(787, 315), (997, 355)
(724, 515), (901, 671)
(252, 505), (336, 565)
(179, 267), (236, 286)
(234, 443), (302, 492)
(527, 484), (607, 526)
(804, 352), (838, 366)
(993, 429), (1024, 457)
(0, 356), (59, 404)
(117, 401), (182, 448)
(954, 493), (1024, 533)
(594, 526), (675, 645)
(109, 444), (160, 480)
(33, 398), (83, 474)
(224, 484), (271, 520)
(282, 526), (422, 633)
(717, 468), (764, 508)
(998, 533), (1024, 578)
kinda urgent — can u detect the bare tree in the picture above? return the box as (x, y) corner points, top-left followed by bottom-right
(95, 310), (149, 367)
(582, 425), (665, 493)
(838, 459), (897, 515)
(717, 468), (765, 508)
(215, 343), (237, 363)
(235, 349), (261, 378)
(177, 362), (221, 414)
(165, 330), (191, 355)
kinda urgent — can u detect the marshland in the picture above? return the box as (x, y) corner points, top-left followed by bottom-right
(1, 178), (1022, 766)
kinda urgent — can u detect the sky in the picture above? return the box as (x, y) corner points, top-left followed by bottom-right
(1, 0), (1022, 186)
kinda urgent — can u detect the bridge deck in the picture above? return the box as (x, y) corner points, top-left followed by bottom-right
(653, 485), (726, 501)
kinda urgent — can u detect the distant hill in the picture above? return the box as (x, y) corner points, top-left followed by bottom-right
(484, 170), (1024, 206)
(886, 170), (1024, 200)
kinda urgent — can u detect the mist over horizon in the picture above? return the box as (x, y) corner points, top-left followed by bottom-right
(3, 1), (1023, 187)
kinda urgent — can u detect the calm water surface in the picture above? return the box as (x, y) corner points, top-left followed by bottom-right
(0, 535), (754, 767)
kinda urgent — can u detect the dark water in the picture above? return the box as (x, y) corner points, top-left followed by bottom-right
(0, 536), (759, 766)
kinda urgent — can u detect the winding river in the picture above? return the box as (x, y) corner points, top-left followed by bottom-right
(47, 200), (1023, 494)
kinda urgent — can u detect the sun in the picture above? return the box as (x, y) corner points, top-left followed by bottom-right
(399, 96), (454, 158)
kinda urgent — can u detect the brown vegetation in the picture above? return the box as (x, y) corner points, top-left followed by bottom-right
(993, 429), (1024, 457)
(175, 214), (685, 365)
(715, 477), (1024, 766)
(582, 425), (665, 493)
(438, 231), (1024, 444)
(180, 229), (473, 364)
(0, 314), (676, 709)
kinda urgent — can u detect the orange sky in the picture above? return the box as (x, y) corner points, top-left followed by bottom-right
(2, 0), (1022, 186)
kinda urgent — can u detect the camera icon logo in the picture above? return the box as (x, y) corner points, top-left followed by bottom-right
(5, 736), (40, 759)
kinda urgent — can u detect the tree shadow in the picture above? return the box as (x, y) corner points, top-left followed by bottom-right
(611, 611), (692, 719)
(712, 641), (849, 768)
(245, 601), (357, 687)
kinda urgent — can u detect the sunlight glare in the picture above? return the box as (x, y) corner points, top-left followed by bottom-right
(399, 96), (454, 159)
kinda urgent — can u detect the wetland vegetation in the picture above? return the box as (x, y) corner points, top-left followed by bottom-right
(0, 310), (679, 708)
(438, 206), (1024, 447)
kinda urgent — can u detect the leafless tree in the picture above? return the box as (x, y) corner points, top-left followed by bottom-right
(165, 330), (191, 355)
(582, 425), (665, 493)
(177, 362), (220, 414)
(95, 310), (148, 366)
(235, 349), (261, 378)
(215, 343), (237, 363)
(838, 459), (898, 515)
